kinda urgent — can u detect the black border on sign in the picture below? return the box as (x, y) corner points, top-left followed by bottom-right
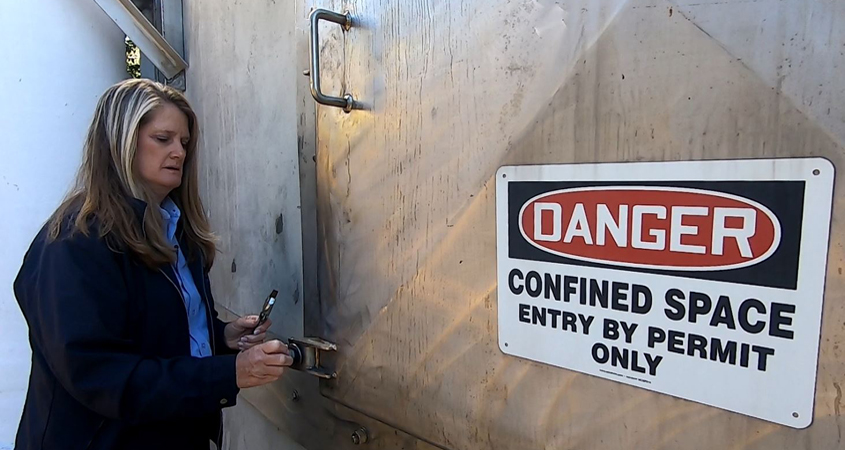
(508, 180), (805, 290)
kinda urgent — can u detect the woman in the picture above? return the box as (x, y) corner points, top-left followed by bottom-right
(13, 79), (292, 449)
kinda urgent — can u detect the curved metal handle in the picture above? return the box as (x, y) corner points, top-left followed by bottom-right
(309, 8), (355, 112)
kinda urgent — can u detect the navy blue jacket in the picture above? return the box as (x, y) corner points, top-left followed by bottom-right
(13, 201), (240, 449)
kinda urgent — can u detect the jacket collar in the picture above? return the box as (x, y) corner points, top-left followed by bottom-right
(128, 196), (180, 225)
(126, 195), (186, 246)
(128, 196), (149, 223)
(130, 196), (204, 267)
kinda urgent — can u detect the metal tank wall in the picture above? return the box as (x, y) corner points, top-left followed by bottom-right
(309, 0), (845, 448)
(183, 0), (845, 449)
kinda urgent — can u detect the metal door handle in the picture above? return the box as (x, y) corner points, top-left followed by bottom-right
(309, 8), (356, 112)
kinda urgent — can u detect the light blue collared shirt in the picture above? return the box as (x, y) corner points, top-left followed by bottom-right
(160, 198), (212, 358)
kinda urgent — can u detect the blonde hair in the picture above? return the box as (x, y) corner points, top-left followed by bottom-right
(49, 78), (216, 268)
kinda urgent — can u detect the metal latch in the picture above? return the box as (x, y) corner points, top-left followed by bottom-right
(287, 337), (338, 379)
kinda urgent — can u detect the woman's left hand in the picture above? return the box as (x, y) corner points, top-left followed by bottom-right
(224, 315), (272, 351)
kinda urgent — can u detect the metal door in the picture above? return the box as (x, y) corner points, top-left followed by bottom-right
(307, 0), (845, 448)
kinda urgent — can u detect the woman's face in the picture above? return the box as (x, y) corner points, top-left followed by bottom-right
(135, 103), (190, 203)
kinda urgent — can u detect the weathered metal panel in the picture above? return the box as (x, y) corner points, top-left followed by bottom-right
(184, 0), (304, 338)
(183, 1), (441, 448)
(312, 0), (845, 449)
(221, 401), (307, 450)
(182, 1), (307, 449)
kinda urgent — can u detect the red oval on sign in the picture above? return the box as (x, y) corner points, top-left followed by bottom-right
(519, 187), (781, 271)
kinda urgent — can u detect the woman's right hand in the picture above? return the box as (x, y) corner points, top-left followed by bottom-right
(235, 340), (294, 389)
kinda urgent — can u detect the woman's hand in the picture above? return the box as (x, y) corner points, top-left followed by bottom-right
(235, 340), (293, 388)
(224, 315), (271, 351)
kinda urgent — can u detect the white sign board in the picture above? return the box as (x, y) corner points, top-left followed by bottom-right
(495, 158), (834, 428)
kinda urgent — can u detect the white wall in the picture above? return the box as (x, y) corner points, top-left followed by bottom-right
(0, 0), (125, 446)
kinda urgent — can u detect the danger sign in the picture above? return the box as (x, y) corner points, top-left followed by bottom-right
(521, 187), (780, 271)
(495, 159), (834, 428)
